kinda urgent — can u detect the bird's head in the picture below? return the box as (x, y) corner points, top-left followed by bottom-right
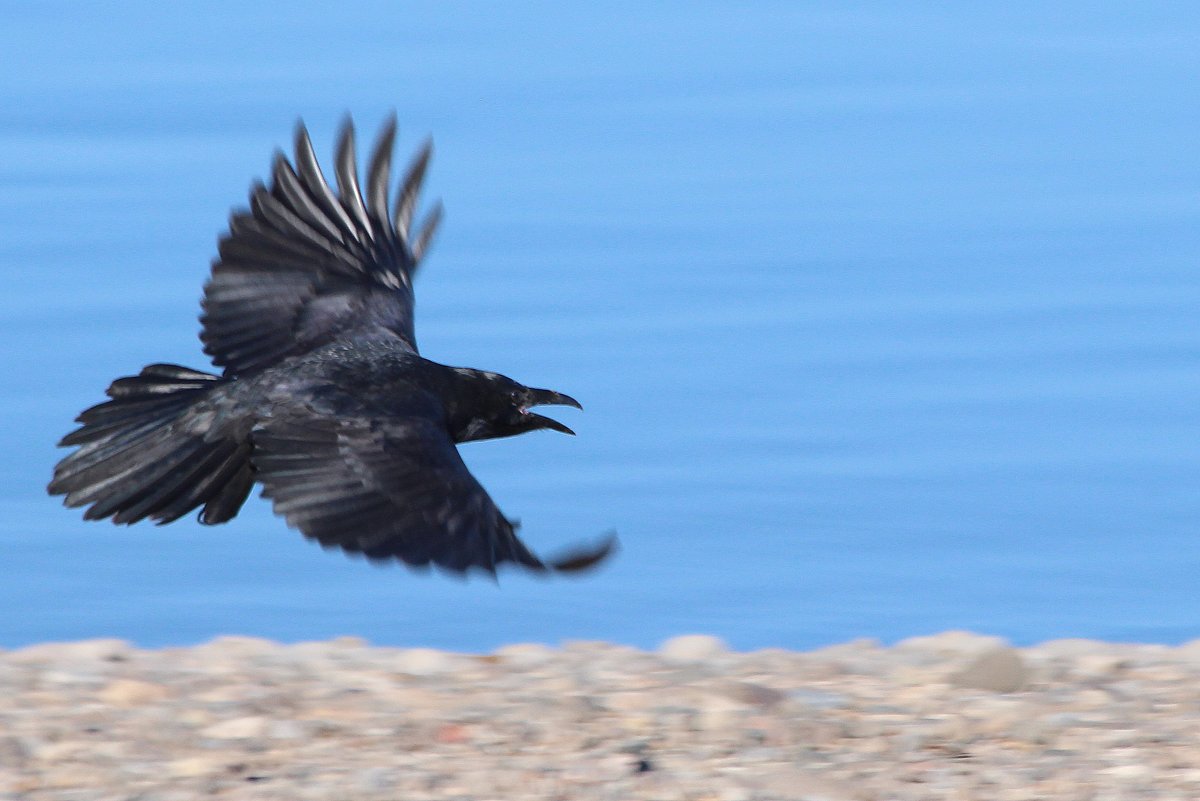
(449, 369), (582, 443)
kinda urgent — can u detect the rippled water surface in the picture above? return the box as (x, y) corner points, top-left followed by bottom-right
(2, 4), (1198, 650)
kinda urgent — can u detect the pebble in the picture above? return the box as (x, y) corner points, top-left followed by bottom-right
(947, 646), (1028, 692)
(199, 715), (269, 740)
(896, 630), (1009, 657)
(97, 678), (170, 706)
(659, 633), (728, 662)
(1, 631), (1199, 800)
(389, 647), (465, 676)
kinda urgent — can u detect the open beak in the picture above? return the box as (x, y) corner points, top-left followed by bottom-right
(528, 388), (583, 411)
(523, 388), (583, 436)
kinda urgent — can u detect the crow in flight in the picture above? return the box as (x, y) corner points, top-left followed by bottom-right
(48, 117), (615, 576)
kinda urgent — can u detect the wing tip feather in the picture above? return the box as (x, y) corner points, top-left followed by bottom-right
(545, 531), (620, 574)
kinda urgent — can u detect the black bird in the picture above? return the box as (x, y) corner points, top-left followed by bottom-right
(48, 117), (615, 576)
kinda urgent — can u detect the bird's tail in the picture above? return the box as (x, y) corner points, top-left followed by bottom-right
(48, 364), (254, 525)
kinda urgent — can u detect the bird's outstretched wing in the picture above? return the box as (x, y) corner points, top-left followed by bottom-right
(250, 411), (616, 575)
(201, 116), (443, 377)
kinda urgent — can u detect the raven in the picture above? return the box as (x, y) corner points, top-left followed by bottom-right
(48, 117), (615, 576)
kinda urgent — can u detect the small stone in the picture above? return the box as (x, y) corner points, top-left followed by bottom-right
(897, 631), (1009, 656)
(98, 678), (170, 707)
(200, 635), (279, 655)
(1029, 638), (1111, 659)
(40, 765), (97, 789)
(891, 663), (950, 686)
(31, 740), (90, 762)
(1103, 763), (1151, 780)
(719, 681), (787, 709)
(606, 691), (655, 713)
(391, 648), (463, 676)
(805, 638), (887, 676)
(760, 772), (859, 800)
(267, 720), (307, 740)
(1073, 653), (1129, 678)
(788, 688), (851, 710)
(200, 716), (269, 740)
(329, 635), (369, 648)
(0, 736), (30, 767)
(494, 642), (556, 667)
(658, 634), (728, 662)
(716, 785), (752, 801)
(434, 723), (471, 744)
(10, 638), (132, 664)
(960, 697), (1031, 735)
(1011, 715), (1063, 745)
(695, 694), (747, 731)
(168, 756), (222, 778)
(1174, 639), (1200, 663)
(948, 647), (1028, 692)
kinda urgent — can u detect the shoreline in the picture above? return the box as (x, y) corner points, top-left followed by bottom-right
(4, 631), (1200, 799)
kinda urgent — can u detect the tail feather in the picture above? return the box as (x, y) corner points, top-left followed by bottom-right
(136, 440), (253, 525)
(55, 424), (185, 499)
(62, 367), (219, 448)
(49, 364), (253, 525)
(74, 393), (195, 424)
(81, 434), (210, 521)
(61, 413), (168, 447)
(112, 439), (240, 525)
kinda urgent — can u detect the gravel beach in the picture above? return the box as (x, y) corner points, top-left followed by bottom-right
(2, 631), (1199, 800)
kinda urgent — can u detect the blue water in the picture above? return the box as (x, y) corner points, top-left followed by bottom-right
(2, 3), (1198, 651)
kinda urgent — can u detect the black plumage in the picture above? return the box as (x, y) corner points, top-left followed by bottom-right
(48, 116), (615, 576)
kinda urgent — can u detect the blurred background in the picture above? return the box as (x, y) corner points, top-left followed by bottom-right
(1, 3), (1197, 651)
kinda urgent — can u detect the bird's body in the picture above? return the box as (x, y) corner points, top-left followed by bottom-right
(48, 117), (614, 576)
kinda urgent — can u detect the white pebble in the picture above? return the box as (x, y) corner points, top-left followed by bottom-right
(658, 634), (729, 662)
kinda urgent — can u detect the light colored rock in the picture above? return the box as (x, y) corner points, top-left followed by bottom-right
(329, 635), (370, 648)
(1173, 638), (1200, 663)
(98, 678), (170, 706)
(805, 638), (890, 677)
(948, 646), (1027, 692)
(788, 688), (852, 710)
(958, 696), (1032, 735)
(1102, 763), (1152, 780)
(719, 680), (787, 708)
(605, 690), (656, 713)
(168, 756), (224, 778)
(659, 634), (729, 662)
(39, 765), (98, 789)
(695, 693), (747, 731)
(390, 647), (465, 676)
(199, 715), (269, 739)
(1073, 653), (1130, 678)
(198, 635), (280, 655)
(9, 638), (132, 664)
(716, 785), (752, 801)
(757, 771), (859, 801)
(494, 642), (556, 667)
(178, 708), (215, 726)
(31, 739), (91, 762)
(891, 663), (953, 687)
(1029, 638), (1113, 658)
(896, 630), (1009, 656)
(267, 720), (308, 739)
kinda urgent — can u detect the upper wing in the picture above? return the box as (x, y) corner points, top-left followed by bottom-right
(200, 116), (443, 377)
(250, 410), (615, 576)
